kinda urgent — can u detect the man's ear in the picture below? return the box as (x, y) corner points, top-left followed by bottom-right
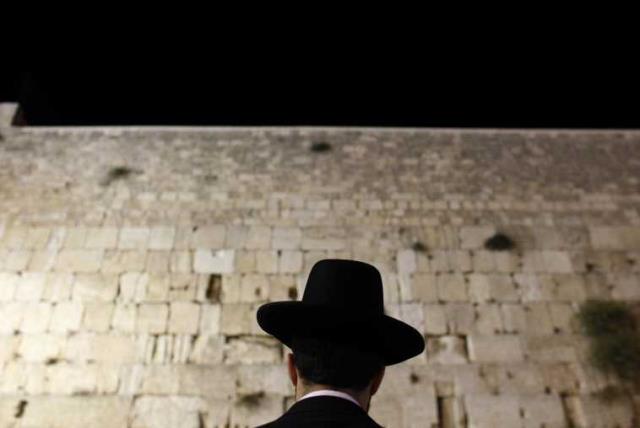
(370, 366), (385, 396)
(287, 353), (298, 387)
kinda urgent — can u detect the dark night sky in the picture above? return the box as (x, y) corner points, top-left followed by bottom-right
(1, 71), (638, 128)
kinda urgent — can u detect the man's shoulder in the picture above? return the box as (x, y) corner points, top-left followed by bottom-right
(255, 396), (383, 428)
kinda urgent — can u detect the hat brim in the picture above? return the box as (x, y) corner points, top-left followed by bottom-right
(257, 301), (425, 366)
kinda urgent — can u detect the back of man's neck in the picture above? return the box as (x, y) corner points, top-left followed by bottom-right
(296, 383), (369, 410)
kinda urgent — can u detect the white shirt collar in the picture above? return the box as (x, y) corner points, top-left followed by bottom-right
(298, 389), (361, 408)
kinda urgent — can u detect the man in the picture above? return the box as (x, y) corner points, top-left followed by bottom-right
(256, 258), (425, 427)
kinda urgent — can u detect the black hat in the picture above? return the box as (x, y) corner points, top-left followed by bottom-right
(257, 258), (425, 365)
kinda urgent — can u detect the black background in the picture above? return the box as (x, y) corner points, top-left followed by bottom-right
(1, 71), (637, 128)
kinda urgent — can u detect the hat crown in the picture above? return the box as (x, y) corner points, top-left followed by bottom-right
(302, 259), (384, 317)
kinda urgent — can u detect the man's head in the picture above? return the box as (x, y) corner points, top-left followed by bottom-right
(286, 335), (386, 411)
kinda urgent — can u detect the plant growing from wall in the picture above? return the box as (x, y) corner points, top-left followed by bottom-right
(577, 300), (640, 402)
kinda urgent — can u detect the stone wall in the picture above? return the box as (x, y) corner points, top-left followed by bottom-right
(0, 118), (639, 427)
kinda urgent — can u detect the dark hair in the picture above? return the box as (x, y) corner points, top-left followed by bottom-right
(291, 335), (385, 391)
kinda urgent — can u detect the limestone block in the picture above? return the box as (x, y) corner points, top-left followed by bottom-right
(112, 303), (137, 333)
(169, 250), (192, 273)
(42, 272), (73, 301)
(0, 302), (24, 334)
(245, 225), (272, 250)
(230, 393), (284, 428)
(552, 274), (587, 301)
(118, 227), (150, 250)
(464, 394), (522, 427)
(397, 249), (417, 274)
(191, 225), (226, 249)
(474, 304), (503, 335)
(71, 333), (138, 364)
(194, 249), (234, 273)
(466, 273), (490, 303)
(539, 363), (582, 394)
(515, 274), (553, 302)
(272, 226), (302, 249)
(540, 251), (574, 273)
(49, 301), (84, 333)
(436, 273), (468, 302)
(63, 227), (87, 249)
(487, 362), (546, 395)
(488, 273), (520, 302)
(256, 250), (279, 274)
(119, 272), (149, 303)
(14, 272), (46, 301)
(411, 273), (439, 302)
(200, 303), (221, 335)
(101, 250), (147, 273)
(221, 303), (257, 335)
(610, 273), (640, 300)
(460, 226), (496, 249)
(85, 227), (118, 249)
(146, 250), (170, 273)
(445, 303), (475, 335)
(501, 303), (527, 334)
(0, 272), (19, 301)
(149, 227), (176, 250)
(239, 273), (269, 302)
(19, 396), (131, 428)
(278, 250), (303, 273)
(55, 249), (104, 272)
(27, 249), (58, 271)
(236, 364), (292, 396)
(233, 250), (255, 274)
(82, 302), (114, 332)
(19, 334), (63, 362)
(24, 227), (51, 249)
(470, 250), (496, 272)
(4, 250), (31, 271)
(136, 303), (169, 334)
(20, 302), (52, 333)
(590, 226), (640, 250)
(580, 393), (636, 427)
(267, 274), (297, 301)
(467, 334), (524, 363)
(189, 334), (224, 364)
(548, 303), (578, 334)
(494, 251), (520, 273)
(73, 273), (118, 301)
(518, 393), (566, 428)
(169, 302), (200, 334)
(427, 336), (467, 364)
(522, 335), (578, 363)
(168, 273), (197, 301)
(522, 302), (554, 335)
(46, 363), (97, 395)
(0, 335), (19, 365)
(144, 274), (170, 302)
(131, 396), (206, 428)
(1, 226), (27, 249)
(224, 336), (282, 364)
(0, 361), (27, 393)
(424, 303), (448, 335)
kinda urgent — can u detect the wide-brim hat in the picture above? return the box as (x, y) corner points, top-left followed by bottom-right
(257, 258), (425, 365)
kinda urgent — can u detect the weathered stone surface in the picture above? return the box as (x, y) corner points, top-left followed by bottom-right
(2, 127), (640, 427)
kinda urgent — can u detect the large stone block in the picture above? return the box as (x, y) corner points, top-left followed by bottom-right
(137, 303), (169, 334)
(14, 272), (46, 301)
(191, 225), (226, 249)
(49, 301), (84, 333)
(118, 227), (150, 250)
(82, 302), (114, 332)
(467, 334), (524, 363)
(0, 272), (19, 301)
(460, 226), (496, 249)
(132, 395), (206, 428)
(169, 302), (200, 334)
(20, 302), (52, 333)
(73, 273), (119, 301)
(464, 394), (522, 427)
(19, 396), (131, 428)
(436, 273), (468, 302)
(55, 249), (104, 272)
(224, 336), (282, 364)
(149, 227), (176, 250)
(272, 227), (302, 250)
(84, 227), (119, 249)
(194, 249), (235, 274)
(427, 336), (467, 364)
(42, 272), (74, 301)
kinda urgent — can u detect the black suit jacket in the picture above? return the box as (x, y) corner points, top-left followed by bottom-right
(257, 395), (383, 428)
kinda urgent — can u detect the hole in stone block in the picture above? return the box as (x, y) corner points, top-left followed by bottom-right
(206, 274), (222, 303)
(237, 391), (264, 407)
(15, 400), (27, 418)
(410, 373), (420, 384)
(411, 241), (427, 252)
(288, 286), (298, 300)
(101, 166), (143, 186)
(310, 141), (332, 153)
